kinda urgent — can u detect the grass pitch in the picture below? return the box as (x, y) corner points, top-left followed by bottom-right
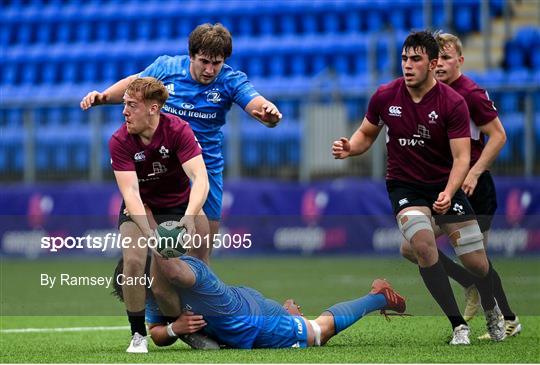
(1, 256), (539, 363)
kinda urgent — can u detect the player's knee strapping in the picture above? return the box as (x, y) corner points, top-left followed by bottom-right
(448, 223), (484, 256)
(397, 210), (433, 242)
(309, 320), (321, 346)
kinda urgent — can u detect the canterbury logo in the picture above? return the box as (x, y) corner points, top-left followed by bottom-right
(389, 106), (402, 116)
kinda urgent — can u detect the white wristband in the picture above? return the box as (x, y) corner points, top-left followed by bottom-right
(166, 323), (178, 338)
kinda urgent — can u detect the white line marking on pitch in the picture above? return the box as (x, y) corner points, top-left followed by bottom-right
(1, 326), (130, 333)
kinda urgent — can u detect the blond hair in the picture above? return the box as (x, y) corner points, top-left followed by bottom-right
(436, 33), (463, 56)
(126, 77), (169, 107)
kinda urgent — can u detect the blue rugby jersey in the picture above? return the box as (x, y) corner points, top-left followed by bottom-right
(145, 256), (308, 349)
(139, 55), (260, 173)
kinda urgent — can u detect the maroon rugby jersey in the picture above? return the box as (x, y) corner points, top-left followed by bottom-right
(109, 112), (202, 208)
(366, 78), (471, 184)
(449, 75), (498, 166)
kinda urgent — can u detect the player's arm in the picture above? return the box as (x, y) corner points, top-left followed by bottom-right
(148, 312), (207, 347)
(332, 117), (382, 159)
(433, 137), (470, 214)
(462, 117), (506, 195)
(179, 155), (209, 236)
(113, 170), (154, 238)
(80, 74), (138, 110)
(244, 96), (282, 128)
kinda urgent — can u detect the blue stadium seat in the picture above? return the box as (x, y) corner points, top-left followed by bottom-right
(115, 20), (132, 41)
(498, 112), (524, 161)
(21, 61), (38, 85)
(260, 16), (276, 36)
(36, 22), (52, 44)
(430, 0), (446, 28)
(499, 92), (520, 112)
(17, 23), (33, 45)
(42, 62), (58, 84)
(291, 53), (307, 77)
(302, 13), (318, 34)
(0, 22), (12, 46)
(136, 20), (152, 41)
(388, 8), (407, 31)
(157, 18), (173, 40)
(504, 40), (526, 69)
(322, 13), (340, 34)
(280, 14), (297, 35)
(55, 22), (72, 44)
(6, 109), (23, 127)
(76, 21), (92, 43)
(96, 20), (112, 42)
(454, 5), (474, 33)
(2, 62), (18, 85)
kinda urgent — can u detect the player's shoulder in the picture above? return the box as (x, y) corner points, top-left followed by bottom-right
(438, 80), (466, 103)
(110, 124), (130, 144)
(160, 112), (194, 137)
(374, 77), (404, 98)
(217, 63), (248, 84)
(451, 74), (482, 95)
(150, 54), (189, 75)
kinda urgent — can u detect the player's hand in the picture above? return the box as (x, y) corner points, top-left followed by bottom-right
(179, 215), (196, 237)
(252, 103), (282, 127)
(462, 171), (480, 196)
(332, 137), (351, 159)
(172, 311), (207, 335)
(283, 299), (304, 316)
(433, 191), (451, 214)
(80, 90), (108, 110)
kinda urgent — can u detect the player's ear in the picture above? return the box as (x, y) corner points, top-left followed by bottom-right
(148, 103), (160, 115)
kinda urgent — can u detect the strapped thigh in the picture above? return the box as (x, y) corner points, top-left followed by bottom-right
(448, 223), (484, 256)
(397, 210), (433, 242)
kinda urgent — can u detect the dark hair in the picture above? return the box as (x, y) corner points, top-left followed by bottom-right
(188, 23), (233, 59)
(402, 30), (440, 61)
(111, 255), (152, 302)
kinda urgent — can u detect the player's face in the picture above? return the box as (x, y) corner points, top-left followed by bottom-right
(189, 53), (225, 85)
(122, 92), (152, 134)
(436, 43), (463, 84)
(401, 47), (436, 88)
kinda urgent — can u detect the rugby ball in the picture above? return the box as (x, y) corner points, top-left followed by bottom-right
(155, 221), (188, 258)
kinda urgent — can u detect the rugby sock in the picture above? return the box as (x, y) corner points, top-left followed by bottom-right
(127, 310), (147, 336)
(437, 249), (475, 288)
(419, 260), (466, 329)
(473, 261), (496, 311)
(326, 293), (387, 334)
(490, 261), (516, 321)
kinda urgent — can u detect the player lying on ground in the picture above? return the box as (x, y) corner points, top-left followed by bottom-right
(113, 252), (407, 349)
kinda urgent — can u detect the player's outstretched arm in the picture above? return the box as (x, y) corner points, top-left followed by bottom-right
(332, 118), (382, 159)
(462, 117), (506, 195)
(113, 170), (154, 238)
(148, 312), (207, 347)
(180, 155), (209, 237)
(244, 96), (282, 128)
(80, 74), (138, 110)
(434, 137), (470, 214)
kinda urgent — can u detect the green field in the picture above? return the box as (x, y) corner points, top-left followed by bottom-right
(1, 256), (539, 363)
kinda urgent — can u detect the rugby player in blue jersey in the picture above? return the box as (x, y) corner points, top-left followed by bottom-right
(81, 23), (282, 247)
(113, 252), (406, 350)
